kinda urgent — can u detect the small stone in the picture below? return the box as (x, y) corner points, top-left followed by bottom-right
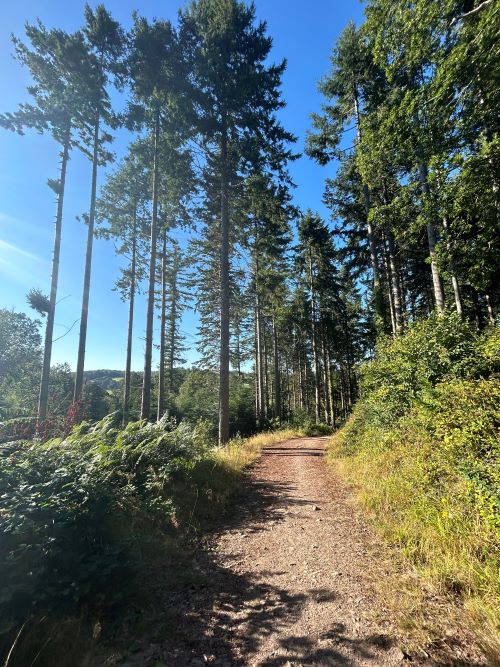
(389, 647), (406, 661)
(312, 505), (321, 511)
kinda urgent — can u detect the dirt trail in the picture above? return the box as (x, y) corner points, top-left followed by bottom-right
(120, 437), (484, 667)
(151, 437), (406, 666)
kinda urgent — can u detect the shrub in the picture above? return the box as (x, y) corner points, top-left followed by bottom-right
(0, 414), (216, 656)
(329, 315), (500, 659)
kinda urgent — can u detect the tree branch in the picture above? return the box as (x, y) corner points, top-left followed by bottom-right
(451, 0), (495, 25)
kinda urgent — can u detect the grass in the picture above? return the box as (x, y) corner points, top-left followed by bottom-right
(217, 427), (305, 471)
(328, 398), (500, 664)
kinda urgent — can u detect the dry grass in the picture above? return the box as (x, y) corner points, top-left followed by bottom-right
(215, 428), (304, 472)
(328, 428), (500, 665)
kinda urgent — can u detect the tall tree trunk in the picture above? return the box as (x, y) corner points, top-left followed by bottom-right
(308, 247), (321, 423)
(263, 324), (270, 419)
(123, 205), (138, 426)
(157, 232), (167, 420)
(272, 313), (281, 423)
(74, 111), (100, 402)
(386, 232), (403, 333)
(383, 239), (397, 336)
(442, 216), (463, 318)
(320, 320), (331, 424)
(353, 92), (384, 324)
(218, 116), (230, 444)
(326, 349), (336, 429)
(141, 108), (160, 420)
(168, 245), (178, 396)
(37, 122), (71, 426)
(485, 294), (495, 324)
(418, 159), (445, 313)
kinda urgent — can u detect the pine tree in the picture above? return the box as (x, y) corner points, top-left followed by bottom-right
(73, 5), (125, 403)
(179, 0), (295, 443)
(1, 25), (89, 424)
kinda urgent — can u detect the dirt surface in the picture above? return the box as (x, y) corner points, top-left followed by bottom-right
(118, 437), (487, 667)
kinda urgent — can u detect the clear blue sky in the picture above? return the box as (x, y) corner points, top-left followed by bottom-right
(0, 0), (364, 371)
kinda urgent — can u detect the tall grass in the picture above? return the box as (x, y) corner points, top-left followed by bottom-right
(328, 315), (500, 662)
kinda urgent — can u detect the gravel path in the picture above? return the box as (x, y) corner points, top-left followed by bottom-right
(119, 437), (487, 667)
(163, 437), (406, 666)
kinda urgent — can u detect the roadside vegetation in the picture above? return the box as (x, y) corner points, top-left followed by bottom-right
(329, 313), (500, 661)
(0, 419), (304, 665)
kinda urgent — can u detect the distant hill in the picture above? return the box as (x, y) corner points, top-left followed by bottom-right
(83, 370), (123, 390)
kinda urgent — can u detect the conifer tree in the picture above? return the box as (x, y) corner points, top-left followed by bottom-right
(73, 5), (125, 402)
(127, 16), (190, 420)
(179, 0), (295, 443)
(1, 25), (89, 424)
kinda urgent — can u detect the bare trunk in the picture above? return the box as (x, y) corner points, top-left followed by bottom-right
(74, 111), (100, 402)
(141, 109), (160, 420)
(123, 206), (137, 426)
(326, 349), (336, 429)
(218, 117), (230, 445)
(442, 216), (463, 318)
(353, 92), (383, 324)
(38, 122), (71, 426)
(418, 159), (445, 313)
(320, 321), (331, 424)
(386, 232), (403, 333)
(168, 246), (179, 396)
(383, 239), (397, 336)
(157, 232), (167, 420)
(308, 247), (321, 423)
(485, 293), (495, 325)
(272, 313), (281, 423)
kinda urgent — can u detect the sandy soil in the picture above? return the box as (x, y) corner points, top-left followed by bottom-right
(117, 437), (488, 667)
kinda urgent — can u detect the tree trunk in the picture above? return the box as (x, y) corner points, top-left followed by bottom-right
(168, 245), (179, 396)
(320, 321), (331, 424)
(353, 92), (384, 325)
(157, 232), (167, 420)
(485, 293), (495, 325)
(74, 111), (100, 402)
(386, 232), (403, 333)
(37, 122), (71, 426)
(141, 108), (160, 420)
(383, 239), (397, 336)
(308, 247), (321, 423)
(272, 313), (281, 423)
(418, 159), (445, 313)
(442, 216), (463, 318)
(123, 205), (138, 426)
(326, 349), (336, 429)
(218, 117), (230, 444)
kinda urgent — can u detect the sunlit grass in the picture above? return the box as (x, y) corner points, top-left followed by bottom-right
(215, 427), (304, 472)
(328, 408), (500, 664)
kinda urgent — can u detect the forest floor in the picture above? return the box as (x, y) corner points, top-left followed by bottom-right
(116, 437), (488, 667)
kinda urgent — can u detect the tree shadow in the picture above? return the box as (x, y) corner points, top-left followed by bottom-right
(116, 474), (400, 667)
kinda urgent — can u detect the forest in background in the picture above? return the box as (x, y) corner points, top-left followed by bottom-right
(0, 0), (499, 663)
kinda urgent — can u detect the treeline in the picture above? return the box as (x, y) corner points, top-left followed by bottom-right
(307, 0), (499, 334)
(1, 1), (368, 442)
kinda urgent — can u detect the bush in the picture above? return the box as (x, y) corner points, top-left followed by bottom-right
(329, 315), (500, 658)
(0, 414), (219, 658)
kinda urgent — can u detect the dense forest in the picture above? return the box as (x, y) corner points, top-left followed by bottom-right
(0, 0), (499, 664)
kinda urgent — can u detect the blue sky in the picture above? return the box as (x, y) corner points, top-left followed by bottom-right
(0, 0), (364, 371)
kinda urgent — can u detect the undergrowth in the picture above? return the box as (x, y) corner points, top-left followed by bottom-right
(328, 313), (500, 663)
(0, 415), (300, 666)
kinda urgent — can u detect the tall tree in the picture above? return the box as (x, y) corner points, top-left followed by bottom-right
(127, 16), (189, 420)
(1, 25), (89, 424)
(96, 149), (150, 423)
(180, 0), (295, 443)
(73, 4), (124, 402)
